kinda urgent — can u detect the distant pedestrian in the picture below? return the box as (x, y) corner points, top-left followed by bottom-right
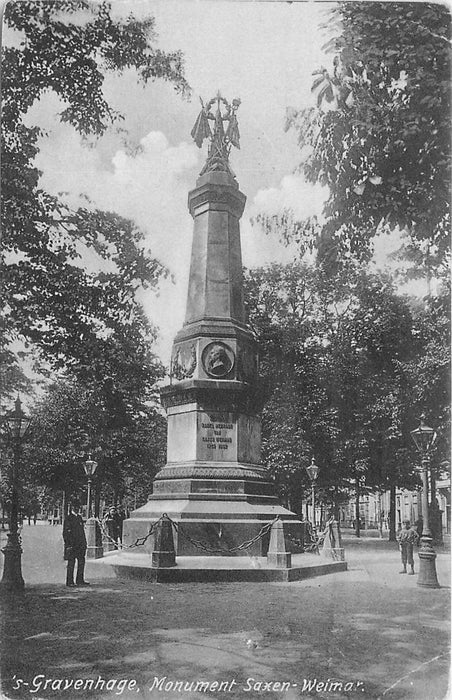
(396, 519), (419, 575)
(63, 501), (89, 587)
(104, 507), (119, 549)
(116, 507), (126, 544)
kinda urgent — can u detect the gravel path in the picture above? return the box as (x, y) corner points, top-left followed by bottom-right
(0, 523), (449, 700)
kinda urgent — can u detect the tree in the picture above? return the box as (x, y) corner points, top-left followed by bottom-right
(244, 261), (424, 524)
(1, 0), (190, 391)
(24, 376), (167, 510)
(262, 3), (450, 272)
(400, 284), (451, 457)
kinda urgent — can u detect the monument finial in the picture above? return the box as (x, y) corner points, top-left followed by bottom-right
(191, 92), (241, 177)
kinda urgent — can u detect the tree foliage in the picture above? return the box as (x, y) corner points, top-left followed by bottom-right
(261, 2), (450, 271)
(23, 377), (166, 507)
(244, 262), (449, 510)
(1, 0), (190, 393)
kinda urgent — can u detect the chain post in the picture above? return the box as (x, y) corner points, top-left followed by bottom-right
(267, 518), (291, 568)
(152, 514), (176, 568)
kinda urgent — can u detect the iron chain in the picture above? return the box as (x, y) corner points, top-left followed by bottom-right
(95, 514), (279, 555)
(169, 516), (279, 555)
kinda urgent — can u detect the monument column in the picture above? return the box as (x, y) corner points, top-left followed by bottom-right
(122, 93), (304, 556)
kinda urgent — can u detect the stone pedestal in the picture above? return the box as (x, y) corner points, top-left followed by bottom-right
(418, 535), (440, 588)
(320, 519), (345, 562)
(86, 518), (103, 559)
(151, 515), (176, 568)
(122, 167), (304, 557)
(267, 519), (292, 568)
(0, 532), (25, 591)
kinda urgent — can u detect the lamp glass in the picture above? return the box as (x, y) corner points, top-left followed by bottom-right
(3, 397), (31, 441)
(410, 420), (436, 454)
(84, 459), (98, 477)
(305, 459), (319, 482)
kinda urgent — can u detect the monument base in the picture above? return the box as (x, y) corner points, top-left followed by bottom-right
(96, 552), (347, 583)
(122, 499), (306, 557)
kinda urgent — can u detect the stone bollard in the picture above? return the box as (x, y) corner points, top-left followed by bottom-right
(102, 519), (118, 552)
(86, 518), (103, 559)
(102, 531), (117, 553)
(320, 519), (345, 561)
(152, 514), (176, 568)
(267, 519), (291, 569)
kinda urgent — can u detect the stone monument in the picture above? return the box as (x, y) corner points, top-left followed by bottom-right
(122, 93), (304, 557)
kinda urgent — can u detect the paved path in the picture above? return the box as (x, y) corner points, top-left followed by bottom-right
(0, 523), (450, 700)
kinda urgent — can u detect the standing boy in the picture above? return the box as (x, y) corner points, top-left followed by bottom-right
(397, 519), (420, 575)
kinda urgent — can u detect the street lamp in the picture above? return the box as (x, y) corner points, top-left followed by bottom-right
(83, 456), (97, 519)
(410, 417), (439, 588)
(305, 457), (319, 536)
(83, 456), (103, 559)
(1, 397), (32, 591)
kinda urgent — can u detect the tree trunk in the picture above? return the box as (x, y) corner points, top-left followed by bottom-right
(355, 478), (360, 538)
(378, 491), (383, 538)
(388, 484), (397, 541)
(333, 487), (340, 520)
(94, 487), (102, 519)
(62, 490), (68, 520)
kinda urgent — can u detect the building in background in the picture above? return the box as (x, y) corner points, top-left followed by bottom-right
(339, 481), (450, 536)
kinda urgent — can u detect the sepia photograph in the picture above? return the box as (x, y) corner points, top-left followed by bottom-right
(0, 1), (450, 699)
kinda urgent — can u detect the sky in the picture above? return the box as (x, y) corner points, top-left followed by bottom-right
(3, 0), (416, 369)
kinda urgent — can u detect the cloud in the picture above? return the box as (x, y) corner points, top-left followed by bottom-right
(241, 217), (300, 270)
(252, 173), (327, 221)
(34, 120), (201, 363)
(33, 122), (326, 364)
(239, 174), (327, 269)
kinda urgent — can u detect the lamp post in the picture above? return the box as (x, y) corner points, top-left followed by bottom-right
(410, 418), (440, 588)
(305, 457), (319, 536)
(83, 457), (103, 559)
(84, 457), (97, 519)
(1, 397), (32, 591)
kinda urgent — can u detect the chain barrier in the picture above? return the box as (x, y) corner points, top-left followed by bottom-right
(95, 515), (164, 550)
(95, 513), (279, 556)
(286, 529), (325, 555)
(96, 514), (326, 558)
(168, 515), (279, 555)
(96, 517), (120, 548)
(285, 532), (306, 551)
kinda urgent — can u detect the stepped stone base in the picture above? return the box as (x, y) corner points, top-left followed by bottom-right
(97, 552), (347, 583)
(122, 499), (306, 557)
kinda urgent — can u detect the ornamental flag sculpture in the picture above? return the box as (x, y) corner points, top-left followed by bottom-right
(191, 91), (241, 177)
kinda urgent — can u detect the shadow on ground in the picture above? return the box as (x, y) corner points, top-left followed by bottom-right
(0, 567), (450, 700)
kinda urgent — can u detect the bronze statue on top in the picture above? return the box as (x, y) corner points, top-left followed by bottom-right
(191, 91), (241, 177)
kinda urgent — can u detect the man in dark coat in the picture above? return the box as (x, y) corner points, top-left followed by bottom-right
(63, 502), (89, 587)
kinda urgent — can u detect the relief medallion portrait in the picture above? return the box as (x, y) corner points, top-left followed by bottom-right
(202, 342), (235, 378)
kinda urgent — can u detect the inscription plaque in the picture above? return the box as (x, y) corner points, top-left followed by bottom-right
(198, 411), (237, 461)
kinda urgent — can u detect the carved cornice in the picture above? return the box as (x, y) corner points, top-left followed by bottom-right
(160, 382), (264, 413)
(174, 320), (255, 344)
(154, 464), (271, 482)
(188, 183), (246, 218)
